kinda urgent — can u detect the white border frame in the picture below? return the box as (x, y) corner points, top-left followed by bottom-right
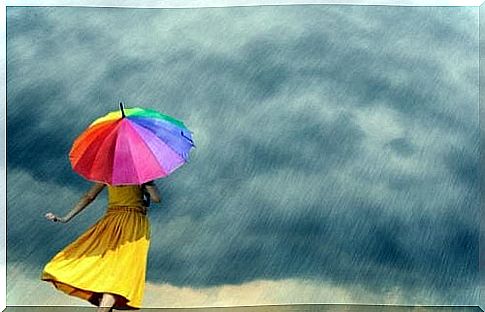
(1, 1), (483, 311)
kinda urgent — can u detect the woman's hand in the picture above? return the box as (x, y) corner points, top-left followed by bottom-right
(43, 183), (105, 224)
(44, 212), (68, 223)
(142, 180), (161, 203)
(142, 189), (151, 207)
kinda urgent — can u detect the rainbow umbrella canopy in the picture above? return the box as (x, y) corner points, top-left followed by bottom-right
(69, 103), (195, 185)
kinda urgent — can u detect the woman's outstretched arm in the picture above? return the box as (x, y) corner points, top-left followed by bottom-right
(142, 180), (161, 203)
(45, 182), (106, 223)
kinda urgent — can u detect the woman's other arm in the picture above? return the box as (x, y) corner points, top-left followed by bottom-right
(45, 182), (105, 223)
(143, 180), (161, 203)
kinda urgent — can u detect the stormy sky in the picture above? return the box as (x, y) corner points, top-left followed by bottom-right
(6, 4), (480, 307)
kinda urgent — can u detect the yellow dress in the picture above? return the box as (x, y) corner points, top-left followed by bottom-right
(41, 184), (151, 310)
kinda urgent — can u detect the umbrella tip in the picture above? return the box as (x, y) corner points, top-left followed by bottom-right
(120, 102), (126, 118)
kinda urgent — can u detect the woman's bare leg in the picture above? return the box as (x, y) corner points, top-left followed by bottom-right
(96, 293), (116, 312)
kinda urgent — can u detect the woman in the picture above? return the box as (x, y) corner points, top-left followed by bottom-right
(41, 180), (161, 312)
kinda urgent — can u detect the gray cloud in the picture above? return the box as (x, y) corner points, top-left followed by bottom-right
(6, 5), (479, 305)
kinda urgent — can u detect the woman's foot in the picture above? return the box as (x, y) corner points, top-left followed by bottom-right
(96, 293), (116, 312)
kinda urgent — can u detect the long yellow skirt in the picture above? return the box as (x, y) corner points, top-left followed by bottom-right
(41, 206), (151, 310)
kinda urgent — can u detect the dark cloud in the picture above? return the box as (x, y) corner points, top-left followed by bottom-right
(143, 195), (478, 296)
(443, 142), (480, 189)
(6, 78), (89, 190)
(385, 138), (416, 158)
(6, 5), (479, 305)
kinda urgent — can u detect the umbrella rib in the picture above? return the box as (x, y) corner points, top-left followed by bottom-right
(129, 138), (143, 184)
(90, 122), (121, 184)
(129, 117), (189, 162)
(70, 121), (113, 168)
(71, 122), (118, 179)
(130, 108), (188, 130)
(125, 121), (168, 178)
(106, 122), (122, 185)
(114, 121), (141, 184)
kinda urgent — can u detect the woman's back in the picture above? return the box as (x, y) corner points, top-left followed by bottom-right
(107, 184), (145, 208)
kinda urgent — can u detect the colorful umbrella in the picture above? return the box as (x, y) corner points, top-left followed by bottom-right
(69, 103), (195, 185)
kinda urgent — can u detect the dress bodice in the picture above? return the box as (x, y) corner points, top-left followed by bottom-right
(107, 184), (145, 208)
